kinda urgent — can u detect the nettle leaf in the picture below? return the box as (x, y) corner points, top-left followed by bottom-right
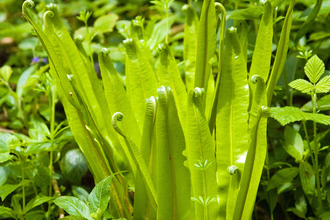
(289, 79), (314, 94)
(88, 175), (113, 215)
(267, 167), (299, 191)
(270, 106), (330, 126)
(54, 196), (90, 218)
(304, 55), (325, 84)
(315, 75), (330, 93)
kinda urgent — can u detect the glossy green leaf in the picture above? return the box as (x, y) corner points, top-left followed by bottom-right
(305, 55), (325, 84)
(283, 126), (304, 161)
(299, 161), (315, 195)
(216, 27), (249, 219)
(182, 5), (198, 92)
(0, 166), (10, 187)
(61, 149), (88, 184)
(94, 14), (118, 33)
(124, 38), (158, 130)
(88, 175), (113, 215)
(158, 44), (187, 129)
(186, 88), (218, 220)
(0, 152), (15, 163)
(249, 1), (273, 83)
(267, 167), (299, 191)
(155, 86), (190, 219)
(266, 0), (295, 105)
(0, 180), (31, 201)
(0, 65), (13, 82)
(270, 106), (330, 126)
(24, 196), (53, 213)
(289, 79), (314, 94)
(72, 186), (89, 204)
(54, 196), (90, 218)
(194, 0), (216, 96)
(233, 75), (268, 220)
(0, 206), (15, 219)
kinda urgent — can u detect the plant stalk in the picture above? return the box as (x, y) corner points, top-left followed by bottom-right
(312, 91), (322, 218)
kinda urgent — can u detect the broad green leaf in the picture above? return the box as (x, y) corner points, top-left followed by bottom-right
(302, 94), (330, 111)
(267, 167), (299, 191)
(0, 166), (10, 187)
(194, 0), (216, 99)
(60, 149), (88, 184)
(0, 180), (31, 201)
(158, 44), (187, 129)
(54, 196), (90, 218)
(0, 133), (10, 153)
(94, 14), (118, 33)
(270, 106), (330, 126)
(182, 5), (198, 92)
(0, 65), (13, 82)
(299, 161), (315, 195)
(186, 88), (218, 220)
(233, 75), (268, 220)
(124, 38), (158, 131)
(0, 206), (15, 219)
(304, 55), (325, 84)
(24, 196), (53, 213)
(72, 186), (89, 204)
(0, 152), (15, 163)
(216, 27), (249, 219)
(316, 75), (330, 93)
(148, 16), (176, 50)
(155, 86), (190, 219)
(227, 6), (263, 20)
(283, 126), (304, 161)
(26, 142), (51, 154)
(249, 1), (273, 83)
(289, 79), (314, 94)
(291, 188), (307, 218)
(88, 175), (113, 215)
(98, 49), (141, 146)
(295, 0), (323, 43)
(266, 0), (295, 105)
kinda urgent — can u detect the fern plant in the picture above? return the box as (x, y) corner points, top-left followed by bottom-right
(21, 0), (297, 219)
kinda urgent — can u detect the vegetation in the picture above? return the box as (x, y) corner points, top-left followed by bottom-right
(1, 0), (330, 219)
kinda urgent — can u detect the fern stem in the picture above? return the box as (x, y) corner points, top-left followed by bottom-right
(312, 91), (322, 218)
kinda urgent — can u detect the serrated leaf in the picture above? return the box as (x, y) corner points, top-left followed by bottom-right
(315, 75), (330, 93)
(289, 79), (314, 94)
(270, 106), (330, 126)
(53, 196), (90, 218)
(304, 55), (325, 84)
(0, 180), (31, 201)
(88, 175), (113, 215)
(267, 167), (299, 191)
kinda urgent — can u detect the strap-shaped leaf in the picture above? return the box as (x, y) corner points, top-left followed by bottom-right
(289, 79), (314, 94)
(266, 0), (295, 105)
(182, 5), (199, 92)
(134, 97), (157, 220)
(186, 88), (218, 220)
(216, 27), (249, 220)
(98, 49), (141, 146)
(156, 86), (190, 220)
(270, 106), (330, 126)
(124, 39), (158, 130)
(233, 75), (268, 219)
(194, 0), (216, 100)
(112, 112), (157, 206)
(305, 55), (325, 84)
(158, 44), (187, 130)
(249, 1), (273, 83)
